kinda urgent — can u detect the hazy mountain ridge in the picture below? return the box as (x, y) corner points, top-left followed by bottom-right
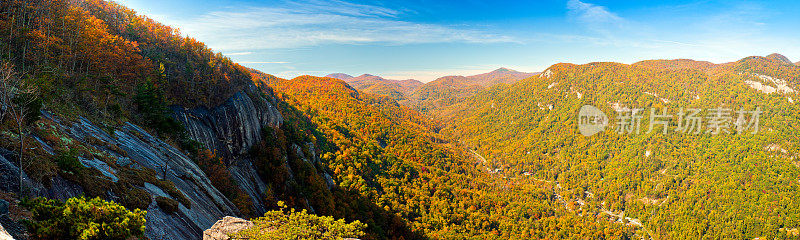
(453, 67), (539, 87)
(404, 68), (538, 114)
(325, 73), (355, 81)
(328, 68), (537, 108)
(343, 74), (423, 101)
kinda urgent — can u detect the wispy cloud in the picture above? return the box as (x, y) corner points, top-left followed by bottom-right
(168, 0), (514, 51)
(557, 0), (798, 63)
(562, 0), (632, 50)
(567, 0), (622, 24)
(283, 0), (402, 18)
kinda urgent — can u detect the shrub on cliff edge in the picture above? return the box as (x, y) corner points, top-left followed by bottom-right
(21, 196), (146, 240)
(233, 201), (366, 240)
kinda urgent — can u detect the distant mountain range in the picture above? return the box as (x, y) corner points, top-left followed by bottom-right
(325, 74), (423, 101)
(325, 73), (355, 81)
(437, 67), (539, 87)
(327, 68), (538, 112)
(406, 68), (538, 112)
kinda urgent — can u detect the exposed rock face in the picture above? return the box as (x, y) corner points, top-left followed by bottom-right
(202, 216), (254, 240)
(0, 84), (292, 239)
(172, 85), (283, 159)
(16, 112), (241, 240)
(114, 123), (239, 239)
(743, 73), (796, 94)
(0, 154), (23, 195)
(0, 86), (282, 239)
(172, 85), (284, 214)
(0, 149), (83, 201)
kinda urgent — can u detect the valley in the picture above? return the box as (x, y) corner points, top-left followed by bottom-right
(0, 0), (799, 239)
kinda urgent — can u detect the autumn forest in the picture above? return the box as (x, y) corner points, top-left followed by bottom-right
(1, 0), (800, 239)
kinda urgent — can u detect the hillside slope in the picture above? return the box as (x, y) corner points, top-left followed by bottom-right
(263, 74), (636, 239)
(437, 54), (800, 239)
(0, 0), (342, 238)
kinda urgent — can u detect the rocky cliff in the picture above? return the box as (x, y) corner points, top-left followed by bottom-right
(0, 84), (291, 239)
(171, 85), (283, 159)
(171, 85), (286, 215)
(1, 112), (240, 239)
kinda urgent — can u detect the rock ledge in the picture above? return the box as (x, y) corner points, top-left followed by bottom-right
(203, 216), (254, 240)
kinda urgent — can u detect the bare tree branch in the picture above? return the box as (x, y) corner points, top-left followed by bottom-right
(0, 62), (39, 195)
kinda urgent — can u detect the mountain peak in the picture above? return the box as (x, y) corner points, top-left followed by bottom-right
(492, 67), (515, 73)
(766, 53), (793, 65)
(325, 73), (354, 81)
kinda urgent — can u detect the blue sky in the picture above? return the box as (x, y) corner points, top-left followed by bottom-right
(114, 0), (800, 81)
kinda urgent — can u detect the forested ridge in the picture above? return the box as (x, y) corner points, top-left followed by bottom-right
(1, 0), (254, 119)
(1, 0), (798, 239)
(259, 74), (636, 239)
(0, 0), (633, 239)
(435, 54), (800, 239)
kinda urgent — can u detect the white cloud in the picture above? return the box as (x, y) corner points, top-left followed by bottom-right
(567, 0), (623, 25)
(166, 1), (514, 51)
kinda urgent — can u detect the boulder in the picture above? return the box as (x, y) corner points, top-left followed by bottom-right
(203, 216), (254, 240)
(0, 222), (12, 240)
